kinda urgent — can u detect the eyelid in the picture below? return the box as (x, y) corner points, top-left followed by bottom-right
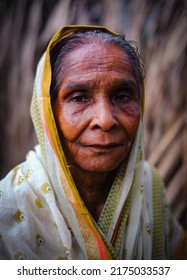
(63, 89), (88, 100)
(112, 87), (133, 98)
(71, 95), (88, 100)
(113, 95), (131, 103)
(69, 91), (91, 103)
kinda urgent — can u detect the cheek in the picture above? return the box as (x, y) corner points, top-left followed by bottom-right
(121, 105), (140, 137)
(53, 102), (88, 140)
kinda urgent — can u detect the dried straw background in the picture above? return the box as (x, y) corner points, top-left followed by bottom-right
(0, 0), (186, 229)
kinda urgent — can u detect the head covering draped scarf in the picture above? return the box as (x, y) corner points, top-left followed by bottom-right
(31, 25), (147, 259)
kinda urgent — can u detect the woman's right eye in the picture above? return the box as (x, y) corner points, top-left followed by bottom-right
(70, 95), (89, 103)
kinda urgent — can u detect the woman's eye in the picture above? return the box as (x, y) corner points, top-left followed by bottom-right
(71, 95), (89, 103)
(114, 94), (131, 103)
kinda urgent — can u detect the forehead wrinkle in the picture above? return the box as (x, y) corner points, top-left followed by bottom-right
(62, 55), (131, 71)
(61, 44), (132, 72)
(63, 80), (98, 91)
(60, 58), (134, 86)
(59, 44), (137, 90)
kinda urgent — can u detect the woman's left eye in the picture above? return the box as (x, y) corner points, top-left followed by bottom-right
(113, 93), (131, 103)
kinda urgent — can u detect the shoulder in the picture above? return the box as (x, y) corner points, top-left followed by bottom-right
(0, 147), (56, 259)
(0, 146), (49, 224)
(0, 147), (41, 195)
(143, 161), (164, 186)
(0, 146), (53, 216)
(143, 161), (165, 206)
(0, 149), (40, 221)
(0, 145), (47, 190)
(142, 161), (185, 259)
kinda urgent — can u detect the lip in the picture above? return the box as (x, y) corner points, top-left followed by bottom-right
(81, 143), (124, 151)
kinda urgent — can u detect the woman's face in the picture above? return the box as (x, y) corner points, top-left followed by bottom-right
(53, 44), (141, 173)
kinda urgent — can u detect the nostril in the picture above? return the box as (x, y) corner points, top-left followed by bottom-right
(91, 118), (117, 131)
(93, 124), (101, 130)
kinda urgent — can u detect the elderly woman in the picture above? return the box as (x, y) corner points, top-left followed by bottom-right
(0, 25), (186, 260)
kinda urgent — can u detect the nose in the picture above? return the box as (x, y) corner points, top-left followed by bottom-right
(90, 99), (118, 131)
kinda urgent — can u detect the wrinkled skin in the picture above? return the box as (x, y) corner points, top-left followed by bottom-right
(53, 44), (140, 220)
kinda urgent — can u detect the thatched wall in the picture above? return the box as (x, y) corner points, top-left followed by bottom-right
(0, 0), (186, 228)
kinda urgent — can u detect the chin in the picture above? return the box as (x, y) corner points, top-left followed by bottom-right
(66, 147), (130, 174)
(77, 157), (125, 173)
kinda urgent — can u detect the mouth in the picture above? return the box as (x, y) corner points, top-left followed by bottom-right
(81, 143), (124, 151)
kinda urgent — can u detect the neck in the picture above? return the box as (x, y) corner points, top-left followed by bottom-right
(69, 166), (116, 221)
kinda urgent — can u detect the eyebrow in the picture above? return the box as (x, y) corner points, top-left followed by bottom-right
(63, 79), (138, 92)
(112, 79), (138, 91)
(63, 82), (91, 91)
